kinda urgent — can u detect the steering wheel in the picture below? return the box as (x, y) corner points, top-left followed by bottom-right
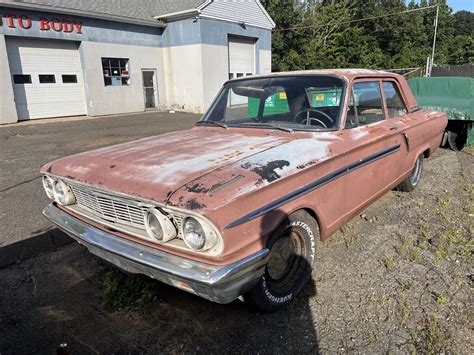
(293, 108), (334, 128)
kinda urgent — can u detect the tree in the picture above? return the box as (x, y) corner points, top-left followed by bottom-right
(262, 0), (473, 70)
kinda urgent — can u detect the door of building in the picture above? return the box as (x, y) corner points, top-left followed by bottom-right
(142, 70), (158, 109)
(6, 38), (87, 120)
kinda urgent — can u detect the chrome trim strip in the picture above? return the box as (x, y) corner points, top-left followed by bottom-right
(225, 144), (401, 229)
(43, 204), (269, 304)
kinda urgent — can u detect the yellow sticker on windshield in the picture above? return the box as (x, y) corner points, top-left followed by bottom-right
(279, 92), (287, 100)
(316, 94), (324, 101)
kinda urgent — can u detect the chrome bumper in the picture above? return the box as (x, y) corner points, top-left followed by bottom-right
(43, 204), (269, 304)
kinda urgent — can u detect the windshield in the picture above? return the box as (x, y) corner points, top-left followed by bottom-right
(200, 75), (345, 131)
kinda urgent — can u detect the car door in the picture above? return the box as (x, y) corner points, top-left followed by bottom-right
(339, 79), (406, 219)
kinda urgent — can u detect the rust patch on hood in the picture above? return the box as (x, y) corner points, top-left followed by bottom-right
(241, 160), (290, 184)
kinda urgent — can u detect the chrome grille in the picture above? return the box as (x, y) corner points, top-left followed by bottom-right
(70, 184), (147, 227)
(69, 183), (184, 234)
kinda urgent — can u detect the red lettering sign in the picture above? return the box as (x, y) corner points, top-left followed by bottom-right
(50, 18), (63, 32)
(39, 16), (51, 31)
(18, 15), (32, 29)
(62, 20), (74, 33)
(73, 21), (83, 34)
(1, 13), (83, 34)
(5, 14), (16, 28)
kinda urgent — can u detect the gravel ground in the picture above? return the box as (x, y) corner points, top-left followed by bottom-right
(0, 148), (472, 354)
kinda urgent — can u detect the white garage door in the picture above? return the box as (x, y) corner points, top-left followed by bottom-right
(228, 36), (256, 80)
(7, 38), (87, 120)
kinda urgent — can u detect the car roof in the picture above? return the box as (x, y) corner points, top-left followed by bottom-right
(227, 69), (401, 83)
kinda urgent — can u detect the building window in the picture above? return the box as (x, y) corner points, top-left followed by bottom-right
(13, 74), (32, 84)
(102, 57), (130, 86)
(39, 74), (56, 84)
(62, 75), (78, 84)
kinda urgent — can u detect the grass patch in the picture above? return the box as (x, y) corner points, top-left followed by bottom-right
(101, 270), (160, 312)
(437, 192), (452, 208)
(411, 316), (452, 353)
(380, 255), (395, 271)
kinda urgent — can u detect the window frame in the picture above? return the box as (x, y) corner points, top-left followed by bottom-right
(101, 57), (130, 87)
(344, 79), (387, 129)
(380, 79), (408, 119)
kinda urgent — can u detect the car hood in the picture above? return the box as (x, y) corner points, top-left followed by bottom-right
(168, 134), (339, 214)
(41, 127), (290, 203)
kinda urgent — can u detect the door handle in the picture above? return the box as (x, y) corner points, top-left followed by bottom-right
(389, 125), (399, 131)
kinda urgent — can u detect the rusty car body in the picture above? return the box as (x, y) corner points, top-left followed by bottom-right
(41, 69), (448, 310)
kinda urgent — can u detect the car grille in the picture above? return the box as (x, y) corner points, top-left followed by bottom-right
(69, 183), (184, 234)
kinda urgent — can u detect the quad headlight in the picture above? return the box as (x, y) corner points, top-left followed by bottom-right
(52, 179), (76, 206)
(182, 217), (218, 251)
(42, 176), (55, 199)
(43, 176), (76, 206)
(144, 208), (177, 243)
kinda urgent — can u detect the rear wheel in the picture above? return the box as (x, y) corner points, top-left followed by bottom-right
(396, 154), (423, 192)
(243, 210), (318, 312)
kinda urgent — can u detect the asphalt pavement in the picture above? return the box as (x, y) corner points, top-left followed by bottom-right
(0, 111), (200, 265)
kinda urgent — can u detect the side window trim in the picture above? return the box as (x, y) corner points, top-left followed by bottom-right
(381, 79), (408, 119)
(345, 79), (386, 129)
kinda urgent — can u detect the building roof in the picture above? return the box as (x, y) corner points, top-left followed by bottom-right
(0, 0), (207, 26)
(1, 1), (274, 29)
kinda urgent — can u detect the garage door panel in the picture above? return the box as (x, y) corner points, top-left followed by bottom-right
(7, 38), (87, 120)
(228, 37), (256, 75)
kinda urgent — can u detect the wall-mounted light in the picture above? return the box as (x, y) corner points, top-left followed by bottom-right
(193, 16), (199, 23)
(239, 21), (246, 29)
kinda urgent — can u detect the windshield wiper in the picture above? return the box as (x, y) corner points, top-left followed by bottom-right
(241, 122), (293, 133)
(195, 120), (228, 129)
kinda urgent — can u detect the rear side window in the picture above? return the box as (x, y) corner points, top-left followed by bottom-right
(347, 81), (385, 127)
(383, 82), (407, 118)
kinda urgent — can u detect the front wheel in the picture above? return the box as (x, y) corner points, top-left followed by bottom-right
(396, 154), (424, 192)
(243, 210), (318, 312)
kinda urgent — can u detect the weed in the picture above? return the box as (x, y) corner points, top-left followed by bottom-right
(101, 270), (160, 312)
(411, 316), (452, 353)
(435, 293), (446, 306)
(399, 300), (411, 327)
(408, 248), (421, 263)
(437, 192), (452, 208)
(381, 255), (395, 270)
(420, 220), (432, 241)
(396, 235), (413, 256)
(193, 322), (206, 337)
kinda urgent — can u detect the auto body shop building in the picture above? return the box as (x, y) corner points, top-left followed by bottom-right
(0, 0), (274, 124)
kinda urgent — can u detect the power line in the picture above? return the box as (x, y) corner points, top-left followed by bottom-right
(274, 4), (439, 32)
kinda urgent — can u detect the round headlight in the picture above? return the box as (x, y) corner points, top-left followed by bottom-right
(182, 217), (208, 251)
(53, 180), (76, 206)
(144, 208), (177, 243)
(42, 176), (54, 199)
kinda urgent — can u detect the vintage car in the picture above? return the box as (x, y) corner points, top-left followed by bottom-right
(41, 69), (447, 311)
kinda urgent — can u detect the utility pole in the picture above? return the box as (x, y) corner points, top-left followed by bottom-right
(428, 5), (439, 77)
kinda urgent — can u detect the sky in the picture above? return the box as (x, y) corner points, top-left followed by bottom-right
(447, 0), (474, 12)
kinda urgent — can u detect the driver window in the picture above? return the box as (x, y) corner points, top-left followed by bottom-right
(347, 81), (385, 127)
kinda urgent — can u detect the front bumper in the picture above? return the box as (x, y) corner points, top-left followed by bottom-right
(43, 204), (269, 304)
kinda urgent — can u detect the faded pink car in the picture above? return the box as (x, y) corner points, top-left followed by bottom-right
(41, 70), (447, 311)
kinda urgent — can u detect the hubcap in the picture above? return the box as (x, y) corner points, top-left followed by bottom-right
(265, 228), (306, 294)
